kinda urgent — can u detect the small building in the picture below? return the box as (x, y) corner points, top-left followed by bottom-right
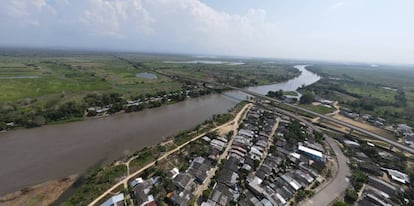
(167, 191), (191, 206)
(173, 173), (194, 191)
(384, 168), (410, 184)
(131, 178), (155, 206)
(100, 193), (125, 206)
(298, 145), (324, 162)
(368, 176), (402, 196)
(343, 140), (360, 147)
(170, 168), (180, 179)
(209, 183), (235, 206)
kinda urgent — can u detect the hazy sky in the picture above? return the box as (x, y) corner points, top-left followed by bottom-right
(1, 0), (413, 64)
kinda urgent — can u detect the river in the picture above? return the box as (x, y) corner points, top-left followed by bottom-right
(0, 65), (319, 196)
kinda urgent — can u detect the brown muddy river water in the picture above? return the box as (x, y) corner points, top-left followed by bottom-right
(0, 65), (319, 195)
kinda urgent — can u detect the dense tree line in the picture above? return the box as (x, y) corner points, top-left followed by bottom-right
(285, 120), (306, 147)
(299, 92), (315, 104)
(0, 87), (216, 130)
(267, 90), (284, 99)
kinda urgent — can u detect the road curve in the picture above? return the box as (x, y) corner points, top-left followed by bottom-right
(300, 136), (350, 206)
(163, 67), (414, 154)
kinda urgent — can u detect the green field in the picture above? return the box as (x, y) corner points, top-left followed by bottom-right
(0, 51), (303, 129)
(283, 91), (298, 96)
(299, 104), (336, 115)
(0, 55), (183, 103)
(303, 64), (414, 125)
(155, 60), (300, 87)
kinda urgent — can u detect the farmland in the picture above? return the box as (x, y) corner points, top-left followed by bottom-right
(302, 63), (414, 125)
(0, 50), (300, 129)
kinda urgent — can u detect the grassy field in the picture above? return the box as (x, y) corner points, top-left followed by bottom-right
(0, 53), (301, 105)
(283, 91), (298, 96)
(0, 55), (183, 103)
(299, 104), (336, 115)
(153, 60), (301, 87)
(304, 63), (414, 125)
(0, 51), (303, 129)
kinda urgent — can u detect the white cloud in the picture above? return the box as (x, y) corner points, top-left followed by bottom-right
(81, 0), (153, 38)
(330, 2), (345, 10)
(0, 0), (275, 54)
(0, 0), (54, 25)
(0, 0), (412, 64)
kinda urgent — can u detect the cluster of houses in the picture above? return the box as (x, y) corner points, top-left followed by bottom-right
(397, 124), (414, 147)
(203, 135), (228, 160)
(200, 107), (277, 206)
(88, 88), (208, 116)
(340, 107), (361, 120)
(129, 177), (160, 206)
(200, 107), (327, 206)
(361, 114), (386, 127)
(357, 166), (410, 206)
(340, 136), (410, 206)
(100, 106), (329, 206)
(237, 115), (325, 206)
(167, 156), (213, 206)
(340, 108), (387, 128)
(242, 153), (319, 206)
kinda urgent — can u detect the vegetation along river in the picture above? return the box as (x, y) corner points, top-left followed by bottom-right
(0, 65), (319, 195)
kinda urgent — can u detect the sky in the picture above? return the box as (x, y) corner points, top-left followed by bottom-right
(0, 0), (413, 64)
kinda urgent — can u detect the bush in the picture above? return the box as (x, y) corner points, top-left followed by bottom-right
(333, 201), (348, 206)
(345, 189), (358, 204)
(300, 92), (315, 104)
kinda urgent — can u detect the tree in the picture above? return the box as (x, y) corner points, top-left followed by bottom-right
(0, 122), (6, 131)
(267, 90), (284, 99)
(394, 88), (407, 107)
(202, 188), (211, 200)
(344, 189), (358, 204)
(300, 92), (315, 104)
(349, 169), (368, 191)
(333, 201), (348, 206)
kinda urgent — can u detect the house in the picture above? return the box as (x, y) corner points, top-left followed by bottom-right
(343, 140), (360, 147)
(187, 156), (211, 184)
(100, 193), (125, 206)
(298, 145), (324, 162)
(209, 183), (235, 206)
(281, 174), (302, 191)
(131, 178), (155, 206)
(397, 124), (413, 134)
(368, 176), (402, 196)
(218, 169), (239, 188)
(238, 191), (262, 206)
(170, 168), (180, 179)
(173, 173), (194, 191)
(384, 168), (410, 184)
(167, 190), (191, 206)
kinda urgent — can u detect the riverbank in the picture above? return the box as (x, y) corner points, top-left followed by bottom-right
(0, 65), (320, 198)
(59, 102), (251, 206)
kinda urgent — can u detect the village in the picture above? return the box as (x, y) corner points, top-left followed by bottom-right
(94, 91), (414, 206)
(98, 105), (333, 206)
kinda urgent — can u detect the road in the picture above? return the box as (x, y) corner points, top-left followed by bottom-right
(192, 104), (252, 203)
(229, 86), (414, 154)
(300, 136), (350, 206)
(88, 103), (252, 206)
(164, 72), (414, 155)
(257, 103), (350, 206)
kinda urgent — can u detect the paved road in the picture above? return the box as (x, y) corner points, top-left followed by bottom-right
(300, 136), (350, 206)
(244, 88), (414, 154)
(167, 72), (414, 154)
(259, 103), (350, 206)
